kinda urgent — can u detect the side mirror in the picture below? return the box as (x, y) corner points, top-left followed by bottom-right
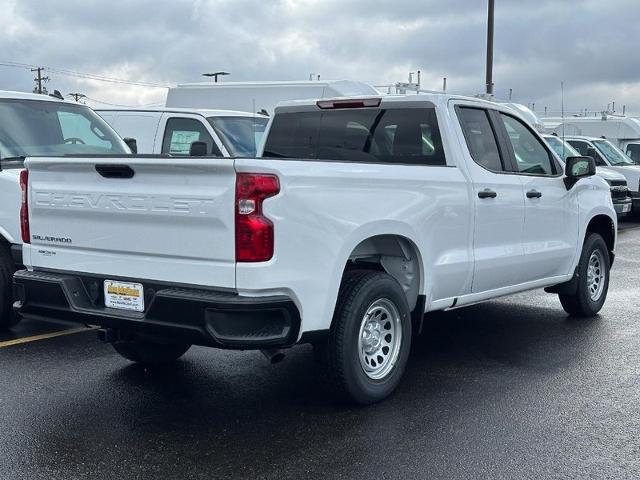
(123, 137), (137, 154)
(189, 141), (208, 157)
(564, 156), (596, 189)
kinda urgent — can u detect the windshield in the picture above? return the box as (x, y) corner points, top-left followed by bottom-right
(207, 116), (269, 157)
(544, 136), (580, 161)
(592, 139), (636, 166)
(0, 99), (129, 159)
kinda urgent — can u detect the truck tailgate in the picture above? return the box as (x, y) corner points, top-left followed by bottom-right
(24, 157), (236, 288)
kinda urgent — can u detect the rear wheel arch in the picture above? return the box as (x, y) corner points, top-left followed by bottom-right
(344, 234), (423, 312)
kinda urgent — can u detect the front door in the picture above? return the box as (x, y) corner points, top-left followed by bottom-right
(497, 113), (579, 282)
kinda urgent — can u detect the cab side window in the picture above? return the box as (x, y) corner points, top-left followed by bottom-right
(161, 117), (221, 156)
(499, 114), (555, 175)
(627, 144), (640, 163)
(567, 140), (606, 166)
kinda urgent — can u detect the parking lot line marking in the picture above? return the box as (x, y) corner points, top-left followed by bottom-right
(0, 327), (97, 348)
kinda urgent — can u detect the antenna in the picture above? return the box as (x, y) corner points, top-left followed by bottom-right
(202, 71), (230, 82)
(561, 81), (565, 160)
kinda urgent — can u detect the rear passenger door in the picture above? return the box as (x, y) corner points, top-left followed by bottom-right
(456, 106), (525, 293)
(159, 114), (224, 157)
(496, 113), (579, 282)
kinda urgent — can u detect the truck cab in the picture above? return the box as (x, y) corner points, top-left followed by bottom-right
(96, 108), (269, 157)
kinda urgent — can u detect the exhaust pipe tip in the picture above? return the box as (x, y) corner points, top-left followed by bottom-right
(261, 349), (285, 364)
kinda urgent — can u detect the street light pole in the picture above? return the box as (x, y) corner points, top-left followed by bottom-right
(485, 0), (495, 95)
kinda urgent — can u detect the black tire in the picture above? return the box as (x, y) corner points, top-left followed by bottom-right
(328, 270), (412, 405)
(559, 233), (610, 317)
(0, 245), (19, 330)
(112, 337), (191, 365)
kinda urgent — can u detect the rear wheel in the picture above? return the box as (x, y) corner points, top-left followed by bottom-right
(559, 233), (610, 317)
(112, 337), (191, 365)
(328, 270), (412, 405)
(0, 245), (19, 330)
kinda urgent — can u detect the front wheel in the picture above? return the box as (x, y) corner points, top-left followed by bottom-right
(112, 337), (191, 365)
(328, 270), (412, 404)
(559, 233), (610, 317)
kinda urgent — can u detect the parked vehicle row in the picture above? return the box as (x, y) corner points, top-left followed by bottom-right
(545, 115), (640, 163)
(13, 93), (616, 404)
(564, 136), (640, 212)
(96, 108), (269, 157)
(542, 134), (632, 218)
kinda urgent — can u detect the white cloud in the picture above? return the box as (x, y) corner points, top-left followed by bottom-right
(0, 0), (639, 114)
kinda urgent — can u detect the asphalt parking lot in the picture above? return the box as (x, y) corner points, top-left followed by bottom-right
(2, 224), (640, 480)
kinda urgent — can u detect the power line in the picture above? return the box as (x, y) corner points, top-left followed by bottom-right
(83, 95), (163, 108)
(0, 61), (170, 89)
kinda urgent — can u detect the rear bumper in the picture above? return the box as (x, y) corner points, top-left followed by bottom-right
(13, 270), (300, 349)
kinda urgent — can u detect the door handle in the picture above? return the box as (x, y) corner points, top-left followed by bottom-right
(95, 164), (135, 179)
(526, 189), (542, 199)
(478, 189), (497, 199)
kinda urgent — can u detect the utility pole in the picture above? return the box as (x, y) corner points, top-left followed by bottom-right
(202, 71), (230, 82)
(485, 0), (495, 95)
(31, 67), (50, 94)
(68, 93), (86, 102)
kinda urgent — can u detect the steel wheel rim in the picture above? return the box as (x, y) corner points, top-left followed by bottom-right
(587, 250), (605, 302)
(358, 298), (402, 380)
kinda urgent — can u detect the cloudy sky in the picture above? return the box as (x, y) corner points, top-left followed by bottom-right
(1, 0), (639, 115)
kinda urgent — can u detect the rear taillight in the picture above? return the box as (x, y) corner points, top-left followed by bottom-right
(235, 173), (280, 262)
(19, 169), (30, 244)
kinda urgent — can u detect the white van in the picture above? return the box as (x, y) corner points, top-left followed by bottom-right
(96, 108), (269, 157)
(165, 80), (379, 117)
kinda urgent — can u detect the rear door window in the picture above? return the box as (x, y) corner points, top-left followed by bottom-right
(263, 107), (446, 166)
(457, 107), (504, 172)
(161, 117), (221, 156)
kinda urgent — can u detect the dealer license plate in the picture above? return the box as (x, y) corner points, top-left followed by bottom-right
(104, 280), (144, 312)
(623, 204), (631, 213)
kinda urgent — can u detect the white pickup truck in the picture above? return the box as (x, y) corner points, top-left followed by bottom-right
(14, 94), (616, 404)
(0, 90), (131, 328)
(96, 108), (269, 157)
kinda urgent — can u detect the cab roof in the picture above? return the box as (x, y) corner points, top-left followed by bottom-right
(0, 89), (72, 103)
(274, 92), (503, 112)
(94, 106), (268, 118)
